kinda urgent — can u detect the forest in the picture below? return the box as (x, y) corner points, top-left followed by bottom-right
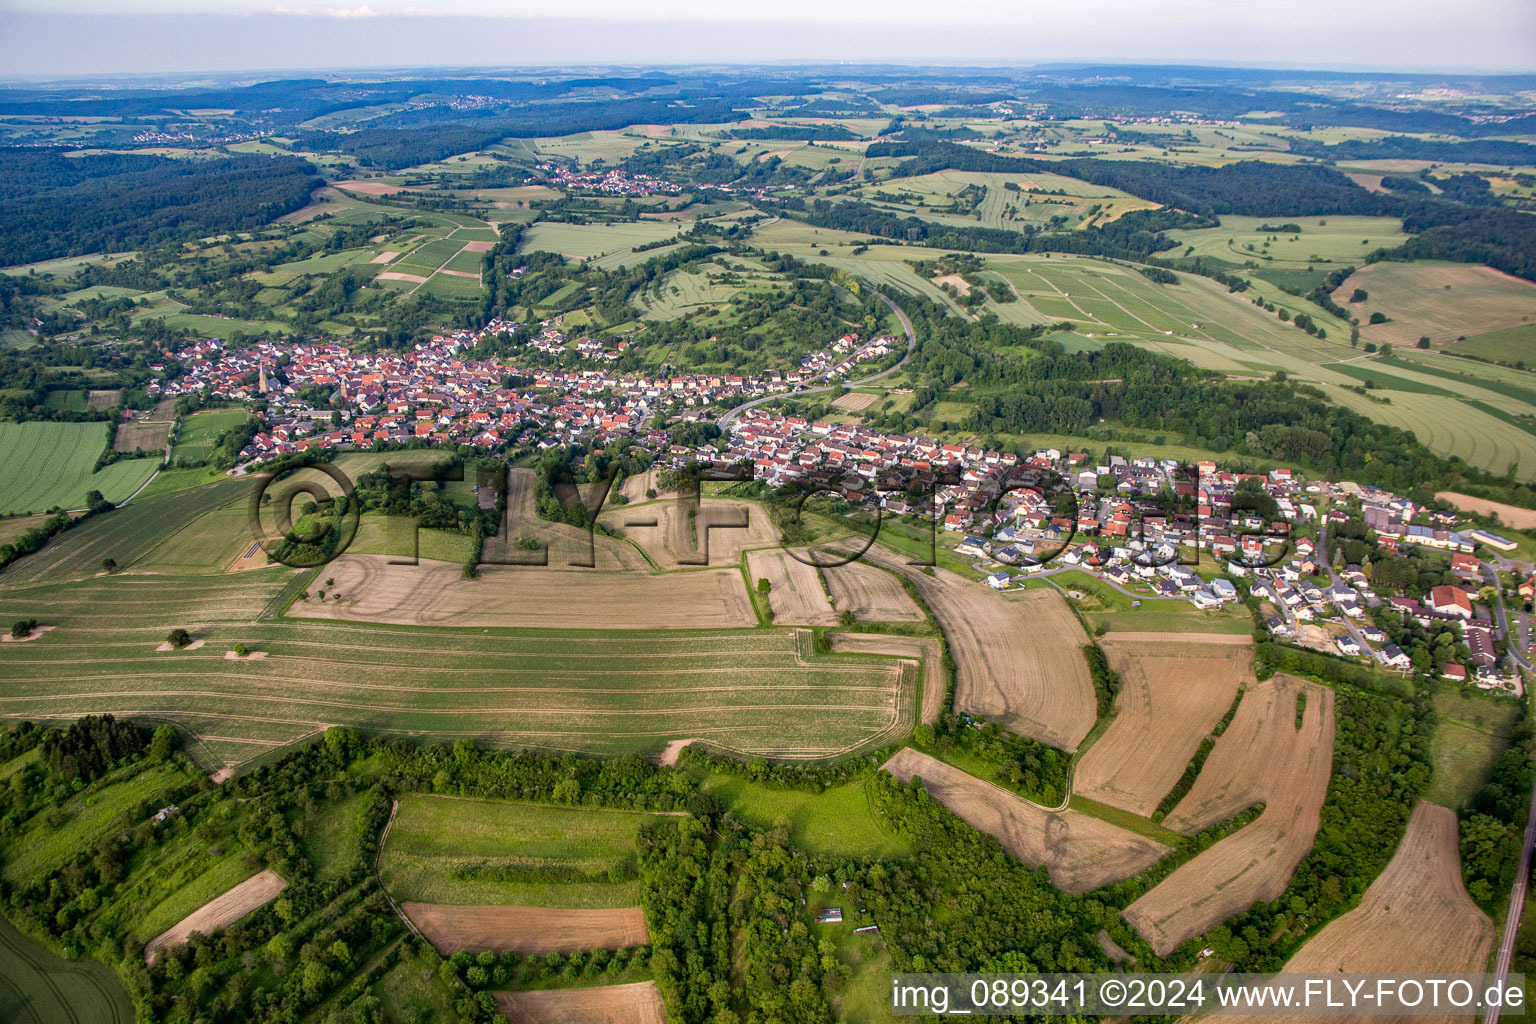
(0, 151), (321, 264)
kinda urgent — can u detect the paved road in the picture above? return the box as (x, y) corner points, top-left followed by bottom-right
(1483, 561), (1533, 676)
(1317, 526), (1377, 659)
(717, 290), (917, 428)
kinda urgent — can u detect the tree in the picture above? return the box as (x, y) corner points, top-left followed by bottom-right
(167, 627), (193, 648)
(234, 642), (248, 657)
(1369, 311), (1389, 324)
(101, 557), (117, 573)
(149, 723), (180, 761)
(11, 619), (37, 639)
(1418, 336), (1431, 349)
(757, 577), (772, 595)
(1350, 288), (1368, 303)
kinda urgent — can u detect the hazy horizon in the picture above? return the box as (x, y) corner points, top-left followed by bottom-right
(0, 3), (1532, 78)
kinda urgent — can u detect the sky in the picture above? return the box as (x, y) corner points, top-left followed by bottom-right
(0, 1), (1532, 77)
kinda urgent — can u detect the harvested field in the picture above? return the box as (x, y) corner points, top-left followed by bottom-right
(113, 401), (174, 453)
(822, 558), (925, 622)
(883, 748), (1168, 892)
(1124, 678), (1335, 956)
(934, 273), (972, 295)
(747, 548), (839, 625)
(369, 251), (400, 264)
(460, 239), (496, 253)
(863, 550), (1096, 750)
(1220, 803), (1492, 1024)
(86, 389), (120, 411)
(1164, 674), (1330, 832)
(437, 268), (479, 279)
(143, 869), (285, 962)
(1339, 261), (1536, 349)
(375, 271), (429, 284)
(495, 982), (666, 1024)
(290, 554), (756, 630)
(334, 180), (406, 195)
(828, 633), (944, 724)
(403, 904), (649, 955)
(604, 496), (778, 570)
(490, 468), (650, 571)
(1435, 491), (1536, 530)
(1073, 638), (1254, 816)
(831, 391), (879, 412)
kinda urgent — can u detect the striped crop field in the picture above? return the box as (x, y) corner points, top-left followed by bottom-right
(0, 570), (917, 772)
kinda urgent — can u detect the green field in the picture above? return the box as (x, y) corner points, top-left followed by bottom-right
(519, 221), (684, 263)
(380, 795), (654, 907)
(131, 854), (259, 944)
(170, 408), (248, 465)
(698, 772), (913, 859)
(1170, 215), (1408, 271)
(0, 477), (254, 584)
(301, 791), (375, 883)
(1046, 569), (1254, 634)
(1426, 688), (1523, 809)
(0, 911), (133, 1024)
(0, 422), (160, 515)
(1459, 323), (1536, 365)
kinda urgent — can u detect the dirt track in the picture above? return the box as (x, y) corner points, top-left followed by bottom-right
(1220, 802), (1492, 1024)
(402, 903), (649, 954)
(748, 548), (839, 625)
(496, 981), (666, 1024)
(1124, 677), (1335, 956)
(883, 748), (1167, 892)
(1073, 639), (1254, 815)
(144, 869), (286, 962)
(290, 555), (756, 630)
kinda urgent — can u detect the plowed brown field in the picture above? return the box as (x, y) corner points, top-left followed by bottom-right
(822, 558), (925, 622)
(290, 555), (756, 630)
(747, 548), (839, 625)
(602, 496), (777, 570)
(1073, 638), (1254, 816)
(402, 903), (649, 954)
(1124, 677), (1335, 955)
(1219, 802), (1492, 1024)
(144, 869), (286, 962)
(883, 748), (1168, 892)
(496, 981), (666, 1024)
(861, 548), (1095, 750)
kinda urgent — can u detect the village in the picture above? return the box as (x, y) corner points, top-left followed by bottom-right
(148, 318), (1535, 697)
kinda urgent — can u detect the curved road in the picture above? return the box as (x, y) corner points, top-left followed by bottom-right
(718, 290), (917, 428)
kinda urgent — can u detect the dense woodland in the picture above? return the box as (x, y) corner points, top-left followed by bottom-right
(0, 151), (321, 264)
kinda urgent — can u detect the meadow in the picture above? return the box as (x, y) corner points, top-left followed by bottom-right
(1425, 688), (1522, 809)
(380, 795), (653, 907)
(696, 771), (913, 858)
(169, 408), (247, 465)
(0, 422), (160, 515)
